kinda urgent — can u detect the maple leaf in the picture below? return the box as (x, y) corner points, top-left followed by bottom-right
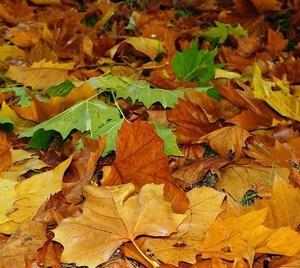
(0, 219), (47, 268)
(53, 183), (186, 268)
(140, 187), (225, 265)
(5, 60), (74, 90)
(262, 177), (300, 230)
(0, 149), (47, 181)
(172, 39), (223, 86)
(108, 37), (165, 61)
(201, 208), (300, 266)
(0, 157), (71, 234)
(46, 80), (75, 97)
(197, 126), (251, 161)
(102, 120), (189, 213)
(216, 164), (290, 202)
(0, 44), (24, 61)
(87, 73), (214, 108)
(252, 64), (300, 122)
(20, 99), (121, 151)
(203, 21), (247, 44)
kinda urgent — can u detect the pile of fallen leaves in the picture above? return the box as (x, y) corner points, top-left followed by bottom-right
(1, 0), (300, 267)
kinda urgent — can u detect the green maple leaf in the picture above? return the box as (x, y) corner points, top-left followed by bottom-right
(47, 80), (75, 97)
(87, 74), (215, 106)
(203, 21), (248, 44)
(0, 87), (32, 107)
(20, 99), (122, 153)
(172, 39), (223, 86)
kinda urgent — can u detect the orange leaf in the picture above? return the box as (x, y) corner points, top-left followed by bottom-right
(0, 132), (11, 172)
(102, 120), (189, 213)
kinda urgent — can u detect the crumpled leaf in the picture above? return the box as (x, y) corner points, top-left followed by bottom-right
(140, 187), (225, 265)
(0, 157), (71, 234)
(102, 120), (189, 213)
(108, 37), (165, 61)
(0, 149), (47, 181)
(216, 165), (290, 201)
(252, 63), (300, 122)
(5, 60), (74, 90)
(53, 183), (186, 268)
(201, 208), (300, 266)
(0, 219), (47, 268)
(197, 126), (251, 161)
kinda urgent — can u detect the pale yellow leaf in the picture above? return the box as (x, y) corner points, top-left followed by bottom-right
(0, 45), (24, 61)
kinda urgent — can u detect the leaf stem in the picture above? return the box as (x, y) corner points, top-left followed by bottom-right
(110, 89), (129, 122)
(131, 239), (160, 268)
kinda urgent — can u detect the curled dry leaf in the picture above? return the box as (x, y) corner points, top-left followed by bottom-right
(102, 120), (189, 213)
(53, 183), (186, 268)
(0, 219), (47, 268)
(108, 37), (165, 61)
(139, 187), (225, 265)
(196, 126), (251, 161)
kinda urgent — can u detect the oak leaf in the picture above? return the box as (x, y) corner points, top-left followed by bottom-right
(102, 120), (189, 213)
(53, 183), (186, 268)
(0, 219), (47, 268)
(139, 187), (225, 265)
(197, 126), (251, 161)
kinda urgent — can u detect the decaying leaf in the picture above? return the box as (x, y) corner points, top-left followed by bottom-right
(53, 183), (186, 267)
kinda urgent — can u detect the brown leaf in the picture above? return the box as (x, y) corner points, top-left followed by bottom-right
(0, 219), (47, 268)
(197, 126), (251, 161)
(63, 137), (106, 203)
(102, 120), (189, 213)
(173, 157), (229, 190)
(167, 97), (218, 144)
(267, 28), (288, 56)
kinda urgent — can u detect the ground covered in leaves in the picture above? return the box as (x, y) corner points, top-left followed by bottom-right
(0, 0), (300, 267)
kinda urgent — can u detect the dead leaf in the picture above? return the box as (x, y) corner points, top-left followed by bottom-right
(102, 120), (189, 213)
(140, 187), (225, 265)
(53, 183), (186, 267)
(0, 219), (47, 268)
(216, 164), (290, 201)
(197, 126), (251, 161)
(0, 132), (11, 172)
(109, 37), (165, 61)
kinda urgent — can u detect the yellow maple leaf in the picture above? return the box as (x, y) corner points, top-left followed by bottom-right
(0, 157), (71, 234)
(0, 44), (24, 61)
(252, 63), (300, 122)
(53, 183), (186, 268)
(139, 187), (226, 265)
(201, 208), (300, 266)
